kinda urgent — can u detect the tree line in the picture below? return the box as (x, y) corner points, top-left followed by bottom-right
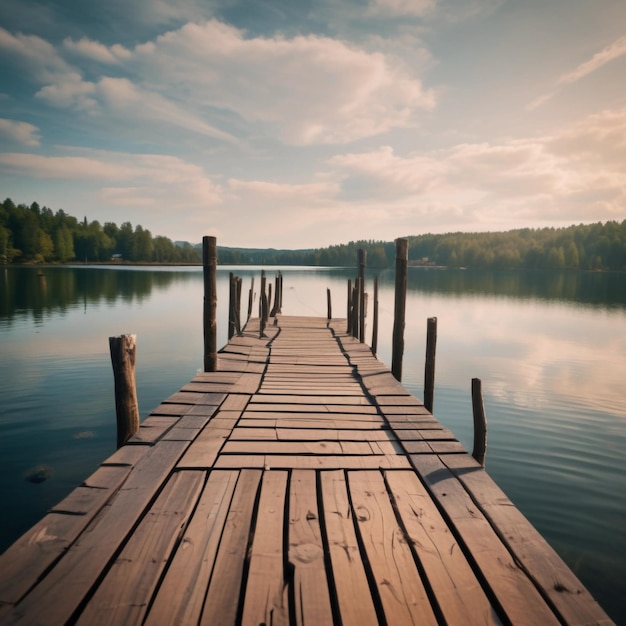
(2, 197), (625, 270)
(0, 199), (201, 263)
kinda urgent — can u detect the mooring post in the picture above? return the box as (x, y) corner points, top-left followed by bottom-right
(392, 237), (408, 381)
(109, 334), (140, 448)
(327, 288), (332, 320)
(278, 272), (283, 312)
(352, 278), (360, 338)
(424, 317), (437, 413)
(236, 276), (242, 334)
(358, 248), (367, 343)
(346, 279), (352, 334)
(228, 272), (236, 340)
(472, 378), (488, 466)
(247, 277), (254, 322)
(203, 236), (217, 372)
(260, 270), (267, 337)
(371, 276), (379, 355)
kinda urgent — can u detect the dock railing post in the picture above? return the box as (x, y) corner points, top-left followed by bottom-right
(109, 334), (140, 448)
(203, 236), (217, 372)
(424, 317), (437, 413)
(371, 276), (379, 355)
(352, 278), (360, 338)
(228, 272), (236, 340)
(392, 237), (408, 381)
(327, 288), (332, 320)
(247, 277), (254, 322)
(472, 378), (488, 465)
(346, 279), (352, 334)
(358, 248), (366, 343)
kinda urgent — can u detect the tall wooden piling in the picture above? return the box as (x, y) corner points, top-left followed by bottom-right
(392, 238), (408, 381)
(472, 378), (488, 466)
(203, 236), (217, 372)
(109, 334), (140, 448)
(247, 277), (255, 322)
(228, 272), (236, 340)
(371, 276), (379, 356)
(358, 249), (367, 343)
(260, 271), (267, 337)
(327, 288), (332, 320)
(346, 279), (352, 334)
(424, 317), (437, 413)
(351, 279), (360, 339)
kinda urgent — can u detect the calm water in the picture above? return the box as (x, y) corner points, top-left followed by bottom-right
(1, 265), (625, 623)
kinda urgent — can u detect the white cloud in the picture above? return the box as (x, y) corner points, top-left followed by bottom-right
(130, 20), (436, 145)
(368, 0), (436, 17)
(63, 37), (131, 64)
(558, 35), (626, 85)
(0, 118), (40, 146)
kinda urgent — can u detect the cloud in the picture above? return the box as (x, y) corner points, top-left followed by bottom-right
(558, 35), (626, 85)
(529, 34), (626, 110)
(0, 118), (41, 146)
(63, 37), (131, 64)
(326, 107), (626, 230)
(129, 20), (436, 145)
(368, 0), (436, 17)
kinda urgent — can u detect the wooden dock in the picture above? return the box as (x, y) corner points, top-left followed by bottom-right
(0, 315), (614, 625)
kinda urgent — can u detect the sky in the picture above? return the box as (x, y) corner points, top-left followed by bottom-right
(0, 0), (625, 249)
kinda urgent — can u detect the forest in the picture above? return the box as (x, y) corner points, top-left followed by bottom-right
(2, 198), (625, 270)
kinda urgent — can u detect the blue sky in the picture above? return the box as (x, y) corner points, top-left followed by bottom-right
(1, 0), (625, 248)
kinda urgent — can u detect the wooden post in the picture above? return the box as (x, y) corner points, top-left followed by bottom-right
(371, 276), (379, 355)
(351, 279), (360, 338)
(327, 288), (332, 320)
(203, 236), (217, 372)
(358, 248), (366, 343)
(424, 317), (437, 413)
(268, 283), (273, 318)
(346, 279), (352, 334)
(247, 277), (254, 322)
(109, 334), (139, 449)
(391, 238), (408, 381)
(260, 271), (267, 337)
(236, 277), (242, 335)
(472, 378), (488, 466)
(228, 272), (236, 340)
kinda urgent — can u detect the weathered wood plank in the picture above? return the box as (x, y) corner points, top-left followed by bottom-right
(0, 465), (132, 606)
(143, 470), (239, 626)
(410, 453), (562, 625)
(319, 471), (379, 626)
(287, 470), (334, 625)
(441, 453), (612, 626)
(76, 470), (205, 626)
(384, 470), (500, 625)
(4, 441), (190, 626)
(347, 470), (439, 626)
(241, 471), (289, 626)
(200, 469), (263, 626)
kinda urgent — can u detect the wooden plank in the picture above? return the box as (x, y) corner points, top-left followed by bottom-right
(241, 471), (289, 626)
(222, 440), (372, 456)
(0, 465), (131, 606)
(288, 470), (334, 625)
(4, 441), (189, 626)
(76, 470), (205, 626)
(319, 471), (379, 626)
(410, 453), (562, 625)
(144, 470), (239, 626)
(127, 415), (177, 444)
(177, 419), (234, 468)
(163, 391), (226, 405)
(251, 395), (373, 405)
(384, 470), (500, 625)
(348, 470), (439, 626)
(200, 469), (262, 626)
(441, 453), (612, 626)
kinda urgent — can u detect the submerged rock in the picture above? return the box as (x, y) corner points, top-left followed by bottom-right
(73, 431), (95, 439)
(24, 465), (51, 484)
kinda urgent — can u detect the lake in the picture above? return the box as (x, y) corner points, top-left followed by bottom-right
(1, 265), (625, 623)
